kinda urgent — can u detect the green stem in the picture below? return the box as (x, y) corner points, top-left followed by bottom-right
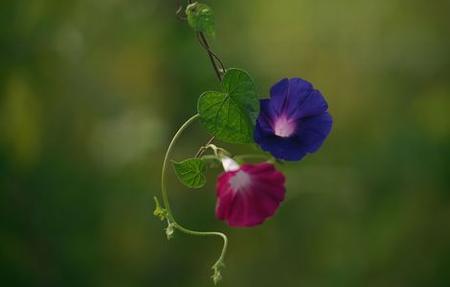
(160, 114), (200, 218)
(159, 113), (228, 282)
(234, 154), (273, 162)
(200, 154), (221, 162)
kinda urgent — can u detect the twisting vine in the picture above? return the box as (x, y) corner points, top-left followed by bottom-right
(153, 114), (227, 284)
(154, 0), (230, 284)
(155, 0), (334, 285)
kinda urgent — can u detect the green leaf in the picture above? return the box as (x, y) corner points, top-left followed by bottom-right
(197, 68), (259, 144)
(172, 158), (207, 189)
(153, 197), (167, 221)
(186, 2), (215, 37)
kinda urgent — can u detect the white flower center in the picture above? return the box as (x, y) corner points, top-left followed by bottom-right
(273, 116), (296, 138)
(230, 170), (252, 192)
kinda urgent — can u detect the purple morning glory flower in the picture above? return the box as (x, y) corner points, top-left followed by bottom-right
(254, 78), (333, 161)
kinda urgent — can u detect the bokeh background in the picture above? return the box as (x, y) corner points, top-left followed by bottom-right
(1, 0), (450, 286)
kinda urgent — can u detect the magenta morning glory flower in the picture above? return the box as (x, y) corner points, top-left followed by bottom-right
(254, 78), (333, 161)
(215, 157), (285, 227)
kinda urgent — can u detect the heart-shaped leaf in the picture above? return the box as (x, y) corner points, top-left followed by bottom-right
(197, 68), (259, 144)
(172, 158), (207, 189)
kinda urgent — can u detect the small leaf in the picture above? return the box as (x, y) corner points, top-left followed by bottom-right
(153, 197), (167, 221)
(172, 158), (207, 189)
(186, 2), (215, 37)
(198, 68), (259, 144)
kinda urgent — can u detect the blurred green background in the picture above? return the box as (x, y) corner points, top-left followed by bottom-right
(1, 0), (450, 286)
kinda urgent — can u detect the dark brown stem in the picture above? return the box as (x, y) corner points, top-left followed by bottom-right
(195, 32), (221, 144)
(197, 32), (223, 81)
(175, 0), (186, 20)
(177, 0), (226, 81)
(177, 0), (224, 146)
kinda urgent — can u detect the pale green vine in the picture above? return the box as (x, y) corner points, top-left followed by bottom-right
(153, 113), (227, 284)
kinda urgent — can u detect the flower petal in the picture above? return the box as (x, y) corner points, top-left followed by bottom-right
(256, 99), (276, 134)
(215, 163), (285, 227)
(254, 124), (307, 160)
(269, 78), (315, 117)
(216, 172), (236, 220)
(293, 88), (328, 119)
(254, 112), (332, 161)
(295, 112), (333, 153)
